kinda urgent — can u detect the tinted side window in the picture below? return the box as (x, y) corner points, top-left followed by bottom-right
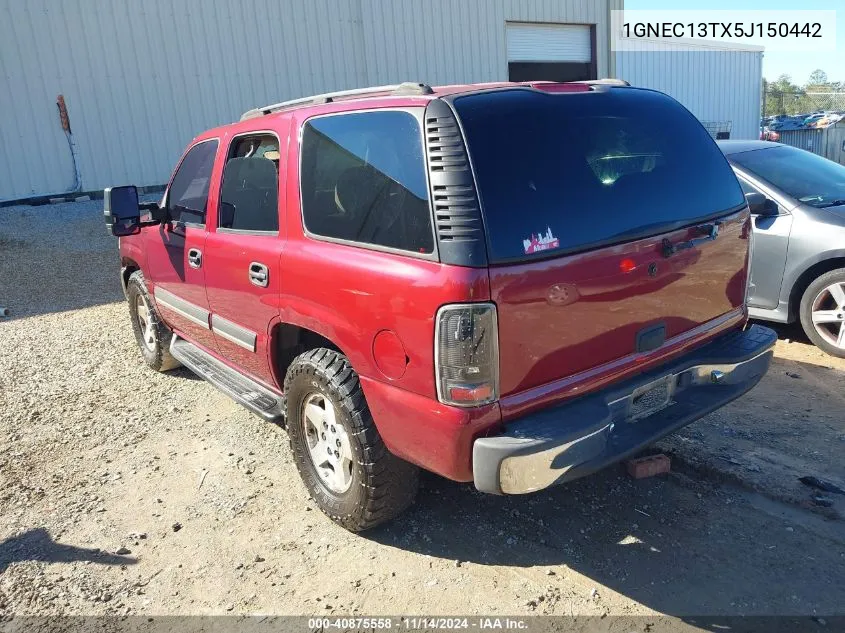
(218, 134), (280, 232)
(167, 140), (218, 225)
(300, 111), (433, 254)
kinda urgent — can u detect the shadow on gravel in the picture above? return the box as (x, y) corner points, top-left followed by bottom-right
(169, 367), (204, 381)
(0, 528), (136, 573)
(0, 227), (125, 320)
(659, 356), (845, 520)
(368, 467), (845, 616)
(0, 198), (159, 320)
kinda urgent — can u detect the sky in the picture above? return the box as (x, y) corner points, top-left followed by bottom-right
(625, 0), (844, 84)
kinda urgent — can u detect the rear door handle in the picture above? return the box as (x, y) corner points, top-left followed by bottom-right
(661, 222), (720, 258)
(249, 262), (269, 287)
(187, 248), (202, 268)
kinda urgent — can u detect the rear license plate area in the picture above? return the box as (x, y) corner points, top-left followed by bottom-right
(627, 376), (674, 422)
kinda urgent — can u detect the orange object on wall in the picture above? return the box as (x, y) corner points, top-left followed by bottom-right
(56, 94), (71, 133)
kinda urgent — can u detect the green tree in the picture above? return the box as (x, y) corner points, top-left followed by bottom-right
(808, 69), (829, 87)
(765, 74), (803, 116)
(764, 72), (844, 118)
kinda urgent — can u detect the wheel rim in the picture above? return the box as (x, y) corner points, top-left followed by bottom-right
(811, 282), (845, 349)
(135, 294), (157, 352)
(301, 392), (354, 494)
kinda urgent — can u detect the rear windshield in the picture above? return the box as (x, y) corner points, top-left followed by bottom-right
(453, 88), (745, 262)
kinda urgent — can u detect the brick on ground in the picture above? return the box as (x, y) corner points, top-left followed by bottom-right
(626, 454), (670, 479)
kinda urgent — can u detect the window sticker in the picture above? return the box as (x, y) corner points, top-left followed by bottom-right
(523, 227), (560, 255)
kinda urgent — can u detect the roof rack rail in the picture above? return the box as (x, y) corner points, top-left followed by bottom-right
(572, 78), (631, 87)
(240, 82), (434, 120)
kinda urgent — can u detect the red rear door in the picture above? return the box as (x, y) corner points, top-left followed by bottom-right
(203, 127), (288, 389)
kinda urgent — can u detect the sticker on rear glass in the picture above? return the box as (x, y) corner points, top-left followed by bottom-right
(523, 228), (560, 255)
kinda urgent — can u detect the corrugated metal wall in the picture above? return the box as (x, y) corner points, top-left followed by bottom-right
(779, 125), (845, 166)
(0, 0), (612, 201)
(616, 40), (763, 141)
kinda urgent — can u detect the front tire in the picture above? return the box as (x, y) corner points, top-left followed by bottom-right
(284, 348), (419, 532)
(799, 268), (845, 358)
(127, 271), (181, 371)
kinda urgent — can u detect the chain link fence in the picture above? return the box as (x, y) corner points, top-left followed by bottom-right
(764, 91), (845, 117)
(700, 121), (733, 140)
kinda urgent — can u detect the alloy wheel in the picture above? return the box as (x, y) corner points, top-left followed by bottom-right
(301, 392), (354, 494)
(135, 294), (157, 352)
(811, 282), (845, 349)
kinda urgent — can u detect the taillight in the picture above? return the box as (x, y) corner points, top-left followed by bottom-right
(435, 303), (499, 407)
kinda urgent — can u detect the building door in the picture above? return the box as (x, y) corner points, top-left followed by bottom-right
(506, 23), (596, 82)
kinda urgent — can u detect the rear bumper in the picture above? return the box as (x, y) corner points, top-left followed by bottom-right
(473, 324), (776, 495)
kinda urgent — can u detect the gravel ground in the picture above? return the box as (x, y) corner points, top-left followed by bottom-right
(1, 199), (844, 619)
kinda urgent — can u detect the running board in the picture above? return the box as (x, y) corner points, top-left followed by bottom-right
(170, 336), (285, 423)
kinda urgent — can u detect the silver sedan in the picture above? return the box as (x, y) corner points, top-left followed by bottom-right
(719, 140), (845, 357)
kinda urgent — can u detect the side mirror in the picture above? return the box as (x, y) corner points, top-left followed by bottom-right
(745, 192), (779, 217)
(104, 186), (141, 236)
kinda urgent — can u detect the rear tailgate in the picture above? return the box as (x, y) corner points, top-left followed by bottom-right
(452, 85), (750, 410)
(490, 209), (748, 397)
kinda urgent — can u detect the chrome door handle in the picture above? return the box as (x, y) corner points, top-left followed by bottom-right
(249, 262), (269, 287)
(187, 248), (202, 268)
(661, 222), (720, 258)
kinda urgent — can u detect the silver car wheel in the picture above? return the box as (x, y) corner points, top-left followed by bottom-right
(811, 282), (845, 349)
(301, 392), (354, 494)
(135, 294), (157, 352)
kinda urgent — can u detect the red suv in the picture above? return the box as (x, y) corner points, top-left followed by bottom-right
(104, 80), (776, 531)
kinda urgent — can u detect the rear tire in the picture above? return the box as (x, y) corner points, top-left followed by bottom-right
(284, 348), (419, 532)
(799, 268), (845, 358)
(127, 271), (181, 372)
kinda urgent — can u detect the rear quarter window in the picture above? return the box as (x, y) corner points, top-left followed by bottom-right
(453, 88), (745, 262)
(299, 110), (434, 255)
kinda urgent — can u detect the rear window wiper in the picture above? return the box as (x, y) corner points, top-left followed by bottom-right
(662, 222), (720, 258)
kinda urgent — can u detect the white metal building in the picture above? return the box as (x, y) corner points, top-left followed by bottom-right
(0, 0), (761, 202)
(617, 38), (764, 142)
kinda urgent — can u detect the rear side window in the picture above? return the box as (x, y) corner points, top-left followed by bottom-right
(453, 89), (745, 262)
(729, 145), (845, 208)
(300, 111), (434, 254)
(218, 134), (280, 232)
(167, 139), (218, 225)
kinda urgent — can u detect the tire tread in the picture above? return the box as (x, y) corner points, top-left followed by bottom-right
(798, 267), (845, 359)
(127, 270), (180, 372)
(284, 348), (418, 532)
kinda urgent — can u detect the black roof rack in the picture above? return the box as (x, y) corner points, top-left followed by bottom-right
(240, 82), (434, 120)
